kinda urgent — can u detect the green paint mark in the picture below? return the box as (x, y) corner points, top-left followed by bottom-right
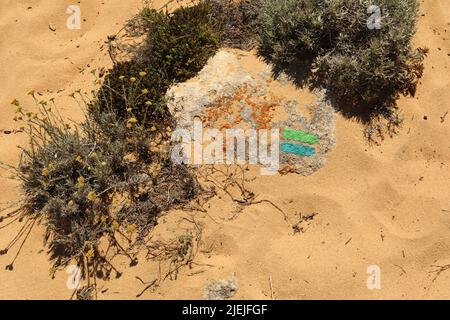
(282, 128), (319, 145)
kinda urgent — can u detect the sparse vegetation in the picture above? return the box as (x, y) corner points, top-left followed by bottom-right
(0, 1), (224, 296)
(0, 91), (197, 290)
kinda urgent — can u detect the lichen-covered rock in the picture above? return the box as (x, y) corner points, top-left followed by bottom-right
(204, 276), (238, 300)
(166, 51), (258, 130)
(166, 49), (336, 175)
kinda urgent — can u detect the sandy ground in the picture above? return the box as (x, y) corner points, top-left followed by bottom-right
(0, 0), (449, 299)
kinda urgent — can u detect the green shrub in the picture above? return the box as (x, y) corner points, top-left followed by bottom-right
(92, 61), (172, 129)
(257, 0), (323, 66)
(93, 3), (220, 126)
(138, 4), (220, 82)
(257, 0), (427, 127)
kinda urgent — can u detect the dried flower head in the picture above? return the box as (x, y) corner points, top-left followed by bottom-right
(87, 191), (97, 202)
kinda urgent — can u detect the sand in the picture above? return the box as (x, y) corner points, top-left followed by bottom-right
(0, 0), (449, 299)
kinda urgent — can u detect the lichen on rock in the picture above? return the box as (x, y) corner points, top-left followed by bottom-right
(166, 49), (336, 175)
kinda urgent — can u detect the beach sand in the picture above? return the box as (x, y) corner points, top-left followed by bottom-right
(0, 0), (449, 299)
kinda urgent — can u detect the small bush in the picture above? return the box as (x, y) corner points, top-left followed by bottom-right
(92, 61), (172, 130)
(257, 0), (427, 130)
(138, 4), (220, 82)
(93, 3), (220, 126)
(1, 92), (197, 283)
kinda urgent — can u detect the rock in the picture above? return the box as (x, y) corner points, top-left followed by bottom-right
(166, 51), (258, 130)
(204, 276), (238, 300)
(166, 49), (336, 176)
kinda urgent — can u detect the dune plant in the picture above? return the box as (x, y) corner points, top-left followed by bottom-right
(257, 0), (427, 141)
(93, 2), (220, 126)
(206, 0), (266, 50)
(0, 89), (197, 298)
(0, 1), (240, 298)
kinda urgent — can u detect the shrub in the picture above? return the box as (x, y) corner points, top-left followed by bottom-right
(257, 0), (323, 66)
(0, 93), (198, 288)
(138, 4), (220, 83)
(257, 0), (427, 128)
(92, 61), (172, 130)
(206, 0), (266, 50)
(93, 3), (220, 126)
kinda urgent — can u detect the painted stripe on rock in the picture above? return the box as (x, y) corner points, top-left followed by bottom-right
(282, 128), (319, 145)
(281, 142), (315, 157)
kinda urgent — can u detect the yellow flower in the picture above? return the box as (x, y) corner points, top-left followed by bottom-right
(68, 200), (75, 207)
(145, 100), (152, 107)
(119, 75), (125, 80)
(86, 248), (95, 259)
(75, 155), (83, 163)
(128, 117), (138, 124)
(87, 191), (97, 201)
(141, 88), (149, 95)
(41, 167), (49, 177)
(149, 163), (161, 177)
(90, 152), (98, 160)
(112, 220), (119, 231)
(10, 99), (20, 107)
(127, 224), (137, 233)
(130, 77), (137, 83)
(126, 108), (132, 113)
(77, 176), (85, 189)
(139, 71), (147, 77)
